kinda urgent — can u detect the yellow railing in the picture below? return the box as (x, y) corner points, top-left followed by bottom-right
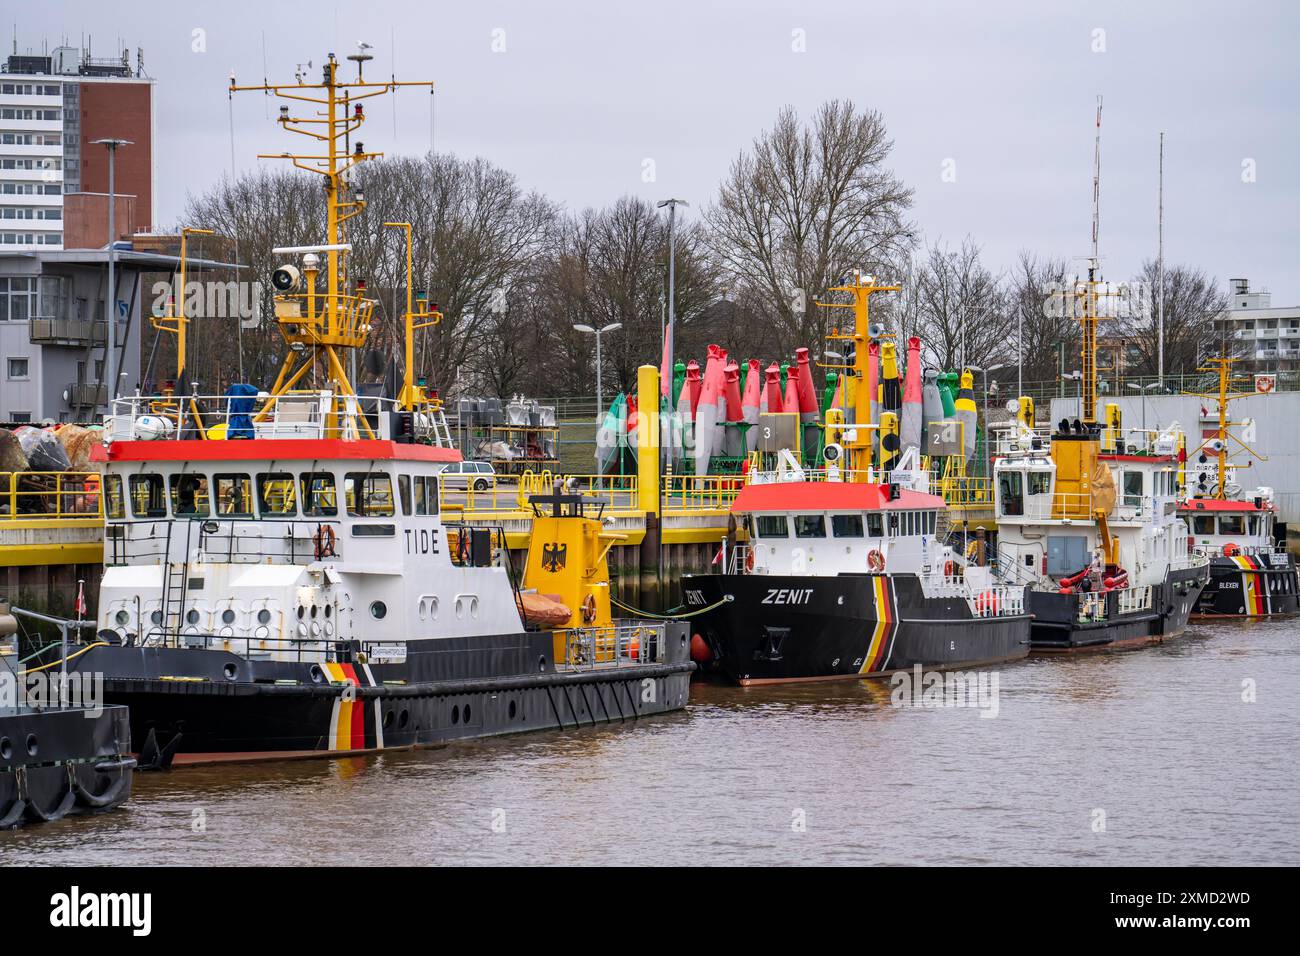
(663, 474), (743, 515)
(937, 476), (994, 509)
(0, 471), (104, 520)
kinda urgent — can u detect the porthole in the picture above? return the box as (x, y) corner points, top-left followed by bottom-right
(463, 704), (471, 723)
(221, 609), (237, 625)
(398, 709), (410, 729)
(223, 662), (238, 681)
(428, 596), (439, 619)
(150, 610), (163, 625)
(296, 621), (307, 637)
(451, 704), (460, 725)
(310, 604), (318, 619)
(455, 598), (464, 620)
(296, 605), (305, 619)
(309, 665), (325, 684)
(257, 609), (272, 625)
(370, 601), (387, 620)
(310, 622), (321, 637)
(469, 597), (479, 619)
(25, 734), (37, 757)
(255, 625), (270, 641)
(324, 605), (332, 619)
(538, 655), (547, 672)
(382, 711), (394, 729)
(186, 609), (200, 624)
(0, 737), (10, 760)
(418, 598), (428, 621)
(114, 610), (130, 626)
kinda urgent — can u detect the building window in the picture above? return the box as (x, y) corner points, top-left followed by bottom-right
(7, 358), (29, 380)
(9, 412), (31, 424)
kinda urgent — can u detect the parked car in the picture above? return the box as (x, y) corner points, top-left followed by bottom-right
(438, 460), (496, 492)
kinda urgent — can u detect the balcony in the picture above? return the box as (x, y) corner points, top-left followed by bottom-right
(66, 383), (106, 407)
(29, 318), (107, 346)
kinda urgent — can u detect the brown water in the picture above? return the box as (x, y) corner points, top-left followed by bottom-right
(2, 618), (1297, 866)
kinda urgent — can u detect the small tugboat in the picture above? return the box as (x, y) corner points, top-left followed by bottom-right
(2, 604), (134, 827)
(25, 52), (691, 763)
(992, 100), (1207, 652)
(1180, 357), (1298, 617)
(682, 274), (1031, 684)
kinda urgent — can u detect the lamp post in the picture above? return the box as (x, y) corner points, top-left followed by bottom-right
(90, 137), (133, 410)
(573, 322), (622, 421)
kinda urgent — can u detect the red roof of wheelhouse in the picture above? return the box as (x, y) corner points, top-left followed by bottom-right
(731, 481), (946, 514)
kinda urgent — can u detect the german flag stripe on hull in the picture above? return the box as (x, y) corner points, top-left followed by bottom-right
(325, 662), (384, 752)
(1229, 556), (1268, 614)
(859, 575), (898, 674)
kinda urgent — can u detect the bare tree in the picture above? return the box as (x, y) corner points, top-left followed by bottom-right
(706, 100), (915, 368)
(1119, 260), (1230, 378)
(1005, 251), (1075, 387)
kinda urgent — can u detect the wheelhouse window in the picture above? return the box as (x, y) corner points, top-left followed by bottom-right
(214, 474), (253, 517)
(1028, 471), (1051, 496)
(1192, 515), (1215, 536)
(398, 475), (412, 516)
(170, 473), (210, 517)
(998, 471), (1024, 516)
(345, 472), (395, 517)
(300, 472), (337, 517)
(1122, 471), (1144, 507)
(414, 475), (439, 516)
(103, 475), (124, 520)
(831, 514), (863, 537)
(794, 514), (826, 538)
(257, 472), (298, 517)
(866, 513), (884, 537)
(128, 474), (167, 518)
(1219, 515), (1245, 535)
(755, 515), (789, 538)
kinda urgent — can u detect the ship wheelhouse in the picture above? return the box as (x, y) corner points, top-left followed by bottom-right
(728, 481), (947, 577)
(93, 422), (524, 659)
(1182, 497), (1278, 557)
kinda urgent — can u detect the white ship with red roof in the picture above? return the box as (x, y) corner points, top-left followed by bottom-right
(1179, 357), (1298, 617)
(680, 273), (1032, 685)
(27, 51), (691, 764)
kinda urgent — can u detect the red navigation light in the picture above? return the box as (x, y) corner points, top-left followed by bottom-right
(356, 279), (367, 293)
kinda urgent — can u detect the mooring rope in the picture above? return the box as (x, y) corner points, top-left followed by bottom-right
(609, 594), (733, 620)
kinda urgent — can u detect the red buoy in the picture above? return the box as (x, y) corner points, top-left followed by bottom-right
(690, 633), (713, 664)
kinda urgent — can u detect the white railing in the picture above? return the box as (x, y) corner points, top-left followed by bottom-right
(968, 585), (1026, 618)
(1116, 584), (1154, 615)
(558, 622), (666, 669)
(106, 390), (454, 446)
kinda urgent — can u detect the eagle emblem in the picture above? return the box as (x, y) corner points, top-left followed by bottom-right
(541, 542), (567, 572)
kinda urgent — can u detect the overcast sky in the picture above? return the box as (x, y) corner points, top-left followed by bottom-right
(17, 0), (1300, 302)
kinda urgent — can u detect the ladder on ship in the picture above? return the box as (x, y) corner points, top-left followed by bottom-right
(158, 520), (195, 643)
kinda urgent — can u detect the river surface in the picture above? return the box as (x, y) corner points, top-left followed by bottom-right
(2, 617), (1297, 866)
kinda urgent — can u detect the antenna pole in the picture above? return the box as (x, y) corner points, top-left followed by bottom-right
(1157, 131), (1165, 388)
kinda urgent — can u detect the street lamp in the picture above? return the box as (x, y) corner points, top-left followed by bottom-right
(90, 137), (133, 410)
(574, 322), (622, 420)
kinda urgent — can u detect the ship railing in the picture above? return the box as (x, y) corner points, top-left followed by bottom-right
(937, 475), (994, 509)
(726, 543), (760, 575)
(105, 517), (344, 566)
(968, 585), (1026, 618)
(556, 621), (666, 670)
(1115, 584), (1154, 616)
(1172, 550), (1211, 571)
(129, 628), (352, 666)
(0, 471), (103, 520)
(991, 423), (1054, 457)
(106, 391), (453, 445)
(1016, 491), (1151, 523)
(1194, 543), (1289, 560)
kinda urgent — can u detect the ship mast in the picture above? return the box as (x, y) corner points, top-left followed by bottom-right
(1189, 355), (1265, 498)
(817, 270), (899, 482)
(229, 52), (434, 435)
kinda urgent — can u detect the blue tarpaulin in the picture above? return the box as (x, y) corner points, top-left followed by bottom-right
(225, 383), (259, 439)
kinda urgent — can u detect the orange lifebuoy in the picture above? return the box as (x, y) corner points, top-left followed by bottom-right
(745, 548), (755, 572)
(313, 524), (337, 560)
(581, 592), (598, 624)
(867, 549), (885, 572)
(1223, 543), (1240, 556)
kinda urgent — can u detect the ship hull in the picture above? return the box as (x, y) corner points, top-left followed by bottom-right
(1028, 563), (1209, 652)
(1193, 553), (1299, 618)
(682, 573), (1030, 685)
(41, 629), (692, 763)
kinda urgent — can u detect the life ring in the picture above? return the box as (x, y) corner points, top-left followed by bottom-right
(313, 524), (337, 560)
(943, 559), (956, 578)
(1222, 543), (1240, 556)
(867, 548), (885, 572)
(456, 531), (471, 565)
(745, 548), (755, 572)
(581, 593), (598, 624)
